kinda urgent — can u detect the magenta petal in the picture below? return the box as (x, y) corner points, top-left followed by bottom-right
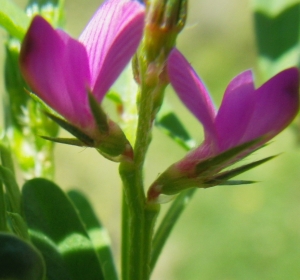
(167, 49), (217, 140)
(240, 67), (299, 143)
(79, 0), (145, 102)
(215, 70), (256, 151)
(60, 32), (94, 128)
(20, 16), (93, 128)
(20, 16), (68, 113)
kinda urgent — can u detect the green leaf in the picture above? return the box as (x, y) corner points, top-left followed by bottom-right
(0, 139), (15, 175)
(150, 188), (196, 271)
(22, 178), (105, 280)
(68, 190), (119, 280)
(254, 4), (300, 59)
(29, 230), (73, 280)
(253, 2), (300, 78)
(155, 105), (195, 151)
(106, 91), (123, 106)
(0, 0), (29, 39)
(0, 233), (46, 280)
(5, 40), (29, 131)
(7, 212), (29, 240)
(253, 0), (299, 15)
(0, 182), (6, 231)
(4, 41), (58, 179)
(0, 165), (21, 214)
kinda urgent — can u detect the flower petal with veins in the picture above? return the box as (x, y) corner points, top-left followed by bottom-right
(20, 0), (145, 139)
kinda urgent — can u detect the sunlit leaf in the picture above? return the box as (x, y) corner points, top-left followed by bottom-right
(68, 190), (118, 280)
(29, 230), (73, 280)
(22, 178), (104, 280)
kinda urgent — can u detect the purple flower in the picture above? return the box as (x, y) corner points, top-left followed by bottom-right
(148, 49), (299, 201)
(19, 0), (145, 141)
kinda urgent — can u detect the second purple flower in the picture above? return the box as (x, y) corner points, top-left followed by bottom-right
(148, 49), (299, 201)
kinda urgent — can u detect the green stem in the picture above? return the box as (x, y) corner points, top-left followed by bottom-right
(119, 60), (163, 279)
(119, 162), (146, 280)
(121, 191), (130, 280)
(150, 188), (196, 271)
(120, 161), (161, 280)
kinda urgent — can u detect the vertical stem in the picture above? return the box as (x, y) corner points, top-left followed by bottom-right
(119, 58), (161, 279)
(119, 162), (146, 280)
(120, 161), (160, 280)
(121, 191), (130, 280)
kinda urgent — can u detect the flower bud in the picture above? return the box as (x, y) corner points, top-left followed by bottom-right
(134, 0), (188, 118)
(144, 0), (187, 61)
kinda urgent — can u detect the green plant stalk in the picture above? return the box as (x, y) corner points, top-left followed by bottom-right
(150, 188), (196, 271)
(119, 161), (147, 280)
(120, 161), (161, 280)
(121, 192), (130, 280)
(119, 55), (165, 279)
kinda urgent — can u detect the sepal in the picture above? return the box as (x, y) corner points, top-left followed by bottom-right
(88, 92), (109, 134)
(204, 155), (276, 188)
(95, 119), (134, 162)
(195, 137), (266, 174)
(43, 109), (133, 162)
(87, 93), (133, 161)
(43, 112), (94, 146)
(147, 138), (273, 202)
(40, 136), (86, 147)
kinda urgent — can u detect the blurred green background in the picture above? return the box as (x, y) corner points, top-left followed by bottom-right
(1, 0), (300, 279)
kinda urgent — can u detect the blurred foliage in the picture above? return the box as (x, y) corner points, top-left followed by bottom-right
(1, 0), (300, 280)
(254, 1), (300, 80)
